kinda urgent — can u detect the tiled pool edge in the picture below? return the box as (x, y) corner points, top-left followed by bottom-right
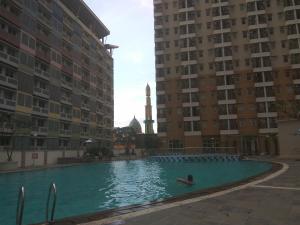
(33, 160), (287, 225)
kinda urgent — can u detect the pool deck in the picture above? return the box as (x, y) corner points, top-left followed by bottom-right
(78, 159), (300, 225)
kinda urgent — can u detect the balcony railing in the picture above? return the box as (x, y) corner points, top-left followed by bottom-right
(0, 97), (16, 110)
(81, 117), (89, 123)
(33, 87), (49, 98)
(80, 88), (90, 96)
(61, 96), (72, 104)
(0, 51), (19, 66)
(0, 75), (17, 88)
(80, 131), (89, 137)
(32, 126), (48, 134)
(62, 64), (73, 75)
(0, 122), (14, 132)
(0, 30), (19, 48)
(36, 30), (51, 44)
(81, 103), (90, 111)
(61, 79), (72, 90)
(0, 7), (20, 27)
(36, 49), (50, 62)
(33, 106), (48, 115)
(60, 129), (72, 136)
(60, 112), (72, 120)
(34, 68), (50, 80)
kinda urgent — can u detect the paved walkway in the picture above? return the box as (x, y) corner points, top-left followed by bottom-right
(82, 160), (300, 225)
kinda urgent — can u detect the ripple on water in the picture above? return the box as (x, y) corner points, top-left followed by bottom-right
(0, 159), (272, 225)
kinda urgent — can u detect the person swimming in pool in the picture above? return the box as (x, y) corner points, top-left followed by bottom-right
(177, 174), (194, 185)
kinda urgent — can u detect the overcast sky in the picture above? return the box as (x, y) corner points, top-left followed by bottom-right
(84, 0), (156, 132)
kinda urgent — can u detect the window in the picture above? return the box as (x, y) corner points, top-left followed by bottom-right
(51, 50), (61, 64)
(21, 32), (36, 50)
(184, 121), (192, 131)
(20, 51), (34, 68)
(17, 93), (32, 107)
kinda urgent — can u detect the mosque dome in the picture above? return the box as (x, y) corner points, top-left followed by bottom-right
(129, 116), (142, 134)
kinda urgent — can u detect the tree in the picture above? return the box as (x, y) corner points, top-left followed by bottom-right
(84, 145), (113, 160)
(0, 113), (14, 162)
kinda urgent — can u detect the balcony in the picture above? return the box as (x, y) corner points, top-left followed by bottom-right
(34, 68), (50, 80)
(36, 49), (50, 63)
(96, 108), (104, 114)
(62, 64), (73, 75)
(0, 74), (17, 89)
(220, 129), (239, 135)
(0, 29), (19, 48)
(81, 88), (90, 97)
(0, 97), (16, 110)
(60, 129), (72, 137)
(80, 131), (89, 138)
(32, 106), (48, 116)
(81, 103), (90, 111)
(0, 50), (19, 67)
(60, 112), (72, 121)
(38, 0), (52, 12)
(178, 6), (195, 13)
(0, 122), (14, 133)
(61, 79), (72, 90)
(36, 30), (51, 45)
(0, 7), (20, 27)
(62, 32), (72, 44)
(60, 96), (72, 105)
(33, 87), (49, 99)
(81, 117), (89, 124)
(38, 14), (52, 30)
(62, 47), (73, 59)
(32, 126), (48, 135)
(63, 18), (73, 29)
(81, 59), (90, 70)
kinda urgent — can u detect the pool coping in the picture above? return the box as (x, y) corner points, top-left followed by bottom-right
(31, 160), (286, 225)
(0, 157), (146, 175)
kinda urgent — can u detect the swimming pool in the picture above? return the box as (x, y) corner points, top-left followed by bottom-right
(0, 159), (272, 225)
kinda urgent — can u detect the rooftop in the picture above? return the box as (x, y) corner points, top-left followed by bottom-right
(61, 0), (110, 39)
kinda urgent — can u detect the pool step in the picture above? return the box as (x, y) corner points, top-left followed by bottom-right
(150, 154), (241, 162)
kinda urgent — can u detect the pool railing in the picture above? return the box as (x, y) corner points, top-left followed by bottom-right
(148, 147), (237, 156)
(149, 154), (242, 162)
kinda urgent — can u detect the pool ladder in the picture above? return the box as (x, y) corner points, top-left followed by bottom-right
(15, 182), (57, 225)
(46, 182), (57, 224)
(16, 186), (25, 225)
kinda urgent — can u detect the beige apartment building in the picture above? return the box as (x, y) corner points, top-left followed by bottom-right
(154, 0), (300, 155)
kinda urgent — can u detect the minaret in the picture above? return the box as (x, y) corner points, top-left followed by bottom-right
(144, 84), (154, 134)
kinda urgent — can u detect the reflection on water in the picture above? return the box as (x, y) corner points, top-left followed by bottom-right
(0, 159), (271, 225)
(102, 160), (168, 209)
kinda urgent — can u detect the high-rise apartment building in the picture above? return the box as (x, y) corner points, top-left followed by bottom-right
(0, 0), (113, 165)
(154, 0), (300, 155)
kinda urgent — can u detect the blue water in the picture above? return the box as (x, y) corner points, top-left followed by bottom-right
(0, 160), (272, 225)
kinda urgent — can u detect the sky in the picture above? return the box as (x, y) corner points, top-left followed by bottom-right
(84, 0), (156, 132)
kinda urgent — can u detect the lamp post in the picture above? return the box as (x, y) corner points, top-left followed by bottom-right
(33, 132), (37, 166)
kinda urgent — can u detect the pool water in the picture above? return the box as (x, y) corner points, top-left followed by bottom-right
(0, 159), (272, 225)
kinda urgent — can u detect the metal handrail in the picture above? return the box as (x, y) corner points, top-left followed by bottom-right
(16, 186), (25, 225)
(46, 182), (57, 224)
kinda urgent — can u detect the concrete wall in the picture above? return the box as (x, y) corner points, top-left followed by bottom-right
(0, 150), (85, 168)
(278, 120), (300, 159)
(0, 151), (22, 167)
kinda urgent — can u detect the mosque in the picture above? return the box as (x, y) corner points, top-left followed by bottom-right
(112, 84), (156, 152)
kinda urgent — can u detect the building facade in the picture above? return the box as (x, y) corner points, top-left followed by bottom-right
(0, 0), (113, 166)
(154, 0), (300, 155)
